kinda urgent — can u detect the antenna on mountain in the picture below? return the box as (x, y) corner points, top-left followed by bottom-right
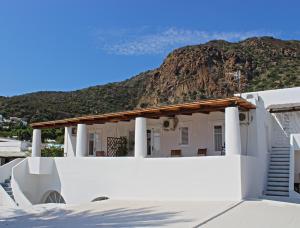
(225, 69), (242, 97)
(233, 70), (242, 97)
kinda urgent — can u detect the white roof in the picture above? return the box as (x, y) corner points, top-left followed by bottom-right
(0, 151), (26, 158)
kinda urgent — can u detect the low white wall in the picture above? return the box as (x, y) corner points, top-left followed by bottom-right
(22, 156), (244, 205)
(0, 158), (23, 183)
(0, 158), (23, 207)
(240, 155), (262, 198)
(11, 159), (39, 207)
(290, 134), (300, 198)
(28, 157), (54, 175)
(0, 186), (16, 207)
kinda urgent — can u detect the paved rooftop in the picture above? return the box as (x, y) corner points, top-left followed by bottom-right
(0, 199), (300, 227)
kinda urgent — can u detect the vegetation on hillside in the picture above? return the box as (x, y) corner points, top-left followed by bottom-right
(0, 37), (299, 124)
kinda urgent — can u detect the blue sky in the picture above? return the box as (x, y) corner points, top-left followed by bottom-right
(0, 0), (299, 96)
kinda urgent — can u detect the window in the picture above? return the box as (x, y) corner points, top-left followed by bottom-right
(128, 130), (135, 154)
(147, 130), (151, 156)
(88, 133), (95, 156)
(180, 127), (189, 145)
(71, 127), (77, 136)
(214, 125), (223, 151)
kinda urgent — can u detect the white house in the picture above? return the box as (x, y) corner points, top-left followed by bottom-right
(0, 138), (28, 166)
(0, 87), (300, 208)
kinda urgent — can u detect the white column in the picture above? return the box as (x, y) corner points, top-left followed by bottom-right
(225, 106), (242, 155)
(32, 129), (41, 157)
(76, 124), (88, 157)
(64, 127), (75, 157)
(134, 117), (147, 158)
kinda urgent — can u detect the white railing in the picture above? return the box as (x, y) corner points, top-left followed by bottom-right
(0, 158), (24, 207)
(289, 134), (300, 197)
(0, 158), (24, 183)
(11, 158), (33, 208)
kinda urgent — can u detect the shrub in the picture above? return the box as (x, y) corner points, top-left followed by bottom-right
(41, 147), (64, 157)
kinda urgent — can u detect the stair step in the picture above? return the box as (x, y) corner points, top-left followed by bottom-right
(268, 173), (289, 178)
(268, 181), (289, 187)
(269, 165), (289, 170)
(271, 151), (289, 153)
(267, 186), (289, 191)
(269, 161), (289, 165)
(270, 158), (290, 162)
(0, 183), (10, 188)
(268, 177), (289, 182)
(270, 153), (290, 156)
(270, 155), (290, 159)
(4, 187), (12, 191)
(269, 169), (289, 174)
(272, 147), (290, 149)
(265, 191), (289, 197)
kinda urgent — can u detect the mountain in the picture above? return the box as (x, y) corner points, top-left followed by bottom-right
(0, 36), (300, 123)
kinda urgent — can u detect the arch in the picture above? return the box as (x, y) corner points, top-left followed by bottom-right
(42, 191), (66, 204)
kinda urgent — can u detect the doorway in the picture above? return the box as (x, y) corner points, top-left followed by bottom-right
(147, 129), (161, 157)
(213, 122), (224, 155)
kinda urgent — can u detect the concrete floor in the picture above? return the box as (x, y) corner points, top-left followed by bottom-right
(0, 199), (300, 227)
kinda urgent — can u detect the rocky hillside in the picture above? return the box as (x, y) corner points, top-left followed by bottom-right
(0, 36), (299, 123)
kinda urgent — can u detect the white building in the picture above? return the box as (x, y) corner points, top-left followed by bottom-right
(1, 87), (300, 208)
(0, 138), (28, 165)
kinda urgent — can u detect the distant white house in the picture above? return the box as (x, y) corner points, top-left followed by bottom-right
(1, 87), (300, 207)
(0, 138), (29, 165)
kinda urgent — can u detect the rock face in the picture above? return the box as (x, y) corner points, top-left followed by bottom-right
(0, 36), (300, 122)
(138, 37), (300, 107)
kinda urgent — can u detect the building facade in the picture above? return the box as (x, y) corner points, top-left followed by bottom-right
(1, 87), (300, 207)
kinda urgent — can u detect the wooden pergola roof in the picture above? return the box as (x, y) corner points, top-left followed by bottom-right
(31, 97), (256, 129)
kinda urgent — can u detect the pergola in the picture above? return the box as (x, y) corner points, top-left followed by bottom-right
(31, 97), (255, 129)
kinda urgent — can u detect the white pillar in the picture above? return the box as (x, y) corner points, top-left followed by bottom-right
(32, 129), (41, 157)
(225, 106), (242, 155)
(76, 124), (88, 157)
(64, 127), (75, 157)
(134, 117), (147, 158)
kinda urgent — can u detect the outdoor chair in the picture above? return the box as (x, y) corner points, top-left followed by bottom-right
(96, 151), (106, 157)
(197, 148), (207, 156)
(171, 149), (182, 157)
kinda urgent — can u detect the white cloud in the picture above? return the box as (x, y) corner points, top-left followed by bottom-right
(95, 27), (275, 55)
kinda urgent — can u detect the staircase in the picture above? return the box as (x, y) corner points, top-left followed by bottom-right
(0, 176), (15, 201)
(265, 146), (290, 197)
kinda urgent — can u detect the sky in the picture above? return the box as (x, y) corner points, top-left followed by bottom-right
(0, 0), (299, 96)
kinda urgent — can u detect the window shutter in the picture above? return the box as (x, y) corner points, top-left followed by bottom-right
(180, 127), (189, 145)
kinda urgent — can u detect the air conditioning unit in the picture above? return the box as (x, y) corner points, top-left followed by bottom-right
(239, 112), (249, 124)
(162, 118), (177, 131)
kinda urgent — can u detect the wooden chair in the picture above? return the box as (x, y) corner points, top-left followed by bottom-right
(197, 148), (207, 156)
(171, 149), (182, 157)
(96, 151), (106, 157)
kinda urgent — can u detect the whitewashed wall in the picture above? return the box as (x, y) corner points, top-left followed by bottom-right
(13, 156), (245, 206)
(242, 87), (300, 196)
(0, 139), (30, 152)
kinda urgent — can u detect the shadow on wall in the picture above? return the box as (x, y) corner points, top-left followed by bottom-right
(1, 205), (192, 227)
(36, 160), (63, 204)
